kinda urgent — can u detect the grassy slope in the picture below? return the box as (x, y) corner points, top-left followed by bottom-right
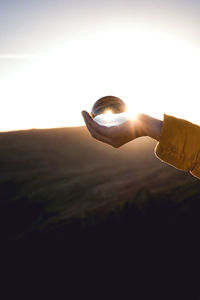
(0, 126), (197, 241)
(1, 127), (200, 298)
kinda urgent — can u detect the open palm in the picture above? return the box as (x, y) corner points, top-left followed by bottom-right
(82, 111), (144, 148)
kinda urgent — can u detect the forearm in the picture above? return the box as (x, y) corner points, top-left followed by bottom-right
(137, 113), (163, 141)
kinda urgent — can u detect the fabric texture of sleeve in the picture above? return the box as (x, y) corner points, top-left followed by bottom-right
(155, 114), (200, 179)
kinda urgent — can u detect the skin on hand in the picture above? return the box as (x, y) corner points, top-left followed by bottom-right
(81, 111), (147, 148)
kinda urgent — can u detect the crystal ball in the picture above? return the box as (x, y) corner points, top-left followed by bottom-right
(91, 95), (126, 118)
(91, 96), (128, 127)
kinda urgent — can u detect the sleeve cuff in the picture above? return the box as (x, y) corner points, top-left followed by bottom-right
(155, 114), (197, 172)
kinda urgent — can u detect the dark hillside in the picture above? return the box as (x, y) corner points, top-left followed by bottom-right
(0, 126), (160, 170)
(0, 127), (200, 299)
(0, 126), (195, 240)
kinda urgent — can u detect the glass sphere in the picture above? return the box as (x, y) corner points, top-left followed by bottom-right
(91, 95), (126, 118)
(91, 95), (129, 127)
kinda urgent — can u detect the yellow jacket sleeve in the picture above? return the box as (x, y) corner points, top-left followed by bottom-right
(155, 114), (200, 179)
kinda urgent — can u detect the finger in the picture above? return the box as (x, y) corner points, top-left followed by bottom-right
(83, 116), (105, 139)
(82, 111), (112, 137)
(82, 111), (94, 132)
(81, 110), (93, 121)
(86, 122), (111, 145)
(82, 113), (112, 144)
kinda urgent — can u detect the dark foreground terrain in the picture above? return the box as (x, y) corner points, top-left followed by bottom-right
(0, 127), (200, 298)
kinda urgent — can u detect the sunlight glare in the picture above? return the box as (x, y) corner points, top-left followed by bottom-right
(0, 26), (199, 131)
(94, 112), (129, 127)
(104, 110), (113, 120)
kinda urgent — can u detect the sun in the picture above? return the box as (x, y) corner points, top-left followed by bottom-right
(104, 110), (113, 115)
(104, 110), (113, 120)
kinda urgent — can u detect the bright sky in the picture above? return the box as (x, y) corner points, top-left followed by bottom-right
(0, 0), (200, 131)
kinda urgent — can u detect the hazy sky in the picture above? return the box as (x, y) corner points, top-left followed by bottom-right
(0, 0), (199, 131)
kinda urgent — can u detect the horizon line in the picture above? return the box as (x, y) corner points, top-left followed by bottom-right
(0, 124), (85, 133)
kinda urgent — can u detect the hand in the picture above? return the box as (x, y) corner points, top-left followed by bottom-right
(81, 111), (146, 148)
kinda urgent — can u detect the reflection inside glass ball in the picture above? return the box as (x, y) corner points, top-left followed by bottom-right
(94, 110), (129, 127)
(91, 96), (129, 127)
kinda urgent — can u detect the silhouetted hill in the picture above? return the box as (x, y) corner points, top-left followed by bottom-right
(0, 126), (197, 240)
(1, 127), (200, 299)
(0, 126), (160, 170)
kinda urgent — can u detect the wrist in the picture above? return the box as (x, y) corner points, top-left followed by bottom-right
(137, 113), (162, 141)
